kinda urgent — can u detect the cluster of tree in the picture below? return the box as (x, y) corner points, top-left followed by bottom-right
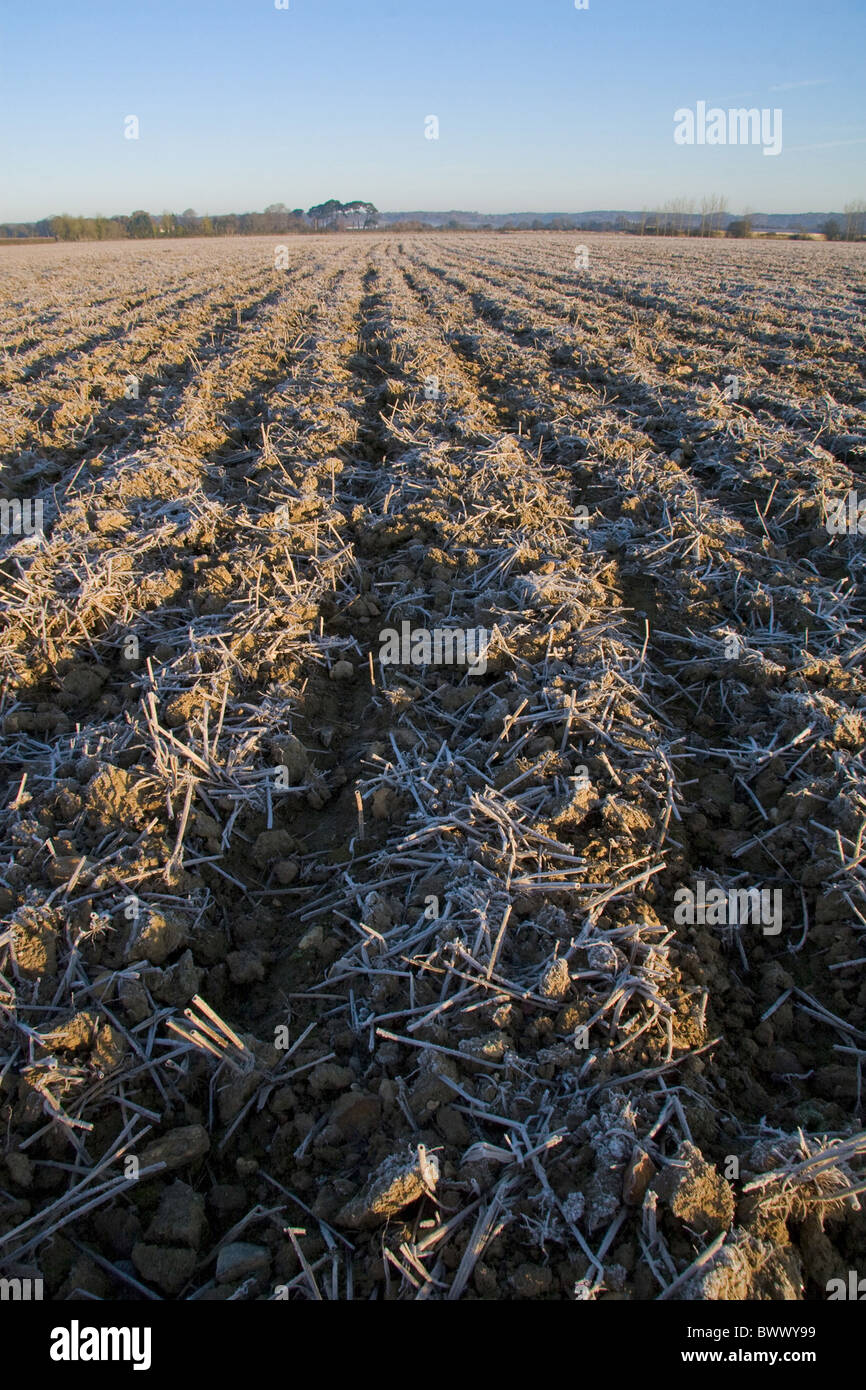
(725, 218), (753, 239)
(386, 219), (439, 231)
(306, 200), (378, 229)
(0, 218), (59, 239)
(8, 215), (129, 241)
(1, 200), (379, 242)
(626, 197), (866, 240)
(822, 201), (866, 241)
(628, 195), (730, 237)
(159, 206), (312, 237)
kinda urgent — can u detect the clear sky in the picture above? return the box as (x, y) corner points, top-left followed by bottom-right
(2, 0), (864, 221)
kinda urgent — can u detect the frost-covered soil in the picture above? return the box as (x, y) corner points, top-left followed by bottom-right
(1, 232), (865, 1301)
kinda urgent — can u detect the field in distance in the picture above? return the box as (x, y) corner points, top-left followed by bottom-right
(1, 232), (865, 1301)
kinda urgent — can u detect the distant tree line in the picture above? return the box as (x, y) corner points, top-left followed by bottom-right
(631, 195), (866, 241)
(0, 200), (380, 242)
(3, 195), (863, 242)
(822, 202), (866, 241)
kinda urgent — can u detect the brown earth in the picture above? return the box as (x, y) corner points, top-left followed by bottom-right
(1, 232), (865, 1301)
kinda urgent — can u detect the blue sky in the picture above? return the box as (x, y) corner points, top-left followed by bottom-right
(2, 0), (864, 220)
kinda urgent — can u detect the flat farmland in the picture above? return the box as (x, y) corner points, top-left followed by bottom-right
(1, 232), (865, 1301)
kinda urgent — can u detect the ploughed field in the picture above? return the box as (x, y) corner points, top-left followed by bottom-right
(1, 232), (865, 1301)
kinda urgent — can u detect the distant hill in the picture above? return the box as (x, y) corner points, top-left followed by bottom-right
(1, 206), (852, 243)
(379, 209), (847, 232)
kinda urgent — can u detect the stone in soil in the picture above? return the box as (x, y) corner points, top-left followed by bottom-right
(651, 1141), (734, 1236)
(145, 1181), (206, 1248)
(336, 1146), (440, 1230)
(132, 1242), (197, 1295)
(139, 1124), (211, 1175)
(215, 1241), (271, 1283)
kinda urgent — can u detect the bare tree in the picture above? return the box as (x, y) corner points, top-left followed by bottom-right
(700, 193), (725, 237)
(844, 200), (866, 240)
(699, 194), (728, 236)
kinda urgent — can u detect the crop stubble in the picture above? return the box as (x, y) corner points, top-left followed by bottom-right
(0, 233), (865, 1300)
